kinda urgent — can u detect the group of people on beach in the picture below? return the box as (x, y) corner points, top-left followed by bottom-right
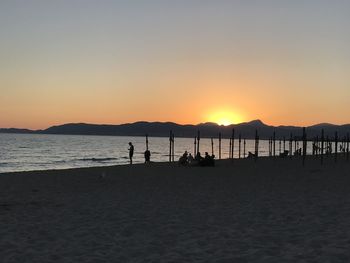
(179, 151), (215, 167)
(128, 142), (214, 166)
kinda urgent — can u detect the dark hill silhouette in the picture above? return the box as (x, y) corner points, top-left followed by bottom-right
(0, 128), (36, 134)
(1, 120), (350, 139)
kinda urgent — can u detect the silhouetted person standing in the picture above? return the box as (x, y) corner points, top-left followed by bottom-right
(128, 142), (134, 164)
(144, 149), (151, 163)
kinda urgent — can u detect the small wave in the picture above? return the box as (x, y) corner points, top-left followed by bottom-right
(77, 158), (118, 162)
(53, 160), (67, 164)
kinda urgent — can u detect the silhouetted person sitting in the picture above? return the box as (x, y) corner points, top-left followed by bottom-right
(294, 148), (302, 156)
(247, 151), (255, 158)
(128, 142), (134, 164)
(144, 149), (151, 163)
(279, 150), (289, 158)
(178, 151), (188, 166)
(188, 153), (194, 164)
(195, 152), (203, 163)
(210, 154), (215, 166)
(202, 152), (215, 166)
(198, 152), (214, 167)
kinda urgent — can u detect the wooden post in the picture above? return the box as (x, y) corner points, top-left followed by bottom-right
(346, 133), (350, 161)
(219, 133), (222, 160)
(197, 131), (200, 154)
(273, 131), (276, 157)
(255, 130), (259, 161)
(229, 138), (232, 159)
(289, 133), (293, 157)
(231, 129), (235, 160)
(146, 133), (149, 151)
(194, 137), (196, 156)
(238, 134), (241, 159)
(211, 138), (214, 156)
(169, 130), (172, 162)
(321, 129), (324, 164)
(283, 137), (286, 153)
(172, 133), (175, 162)
(279, 139), (281, 156)
(335, 131), (338, 163)
(302, 127), (307, 166)
(270, 137), (273, 156)
(269, 137), (272, 157)
(244, 138), (246, 158)
(345, 137), (348, 157)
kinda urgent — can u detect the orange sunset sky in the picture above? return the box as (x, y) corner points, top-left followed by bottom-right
(1, 1), (349, 129)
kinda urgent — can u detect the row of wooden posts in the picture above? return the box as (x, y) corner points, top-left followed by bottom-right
(266, 129), (350, 165)
(153, 128), (350, 165)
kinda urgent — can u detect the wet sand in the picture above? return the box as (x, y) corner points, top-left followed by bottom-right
(1, 156), (350, 262)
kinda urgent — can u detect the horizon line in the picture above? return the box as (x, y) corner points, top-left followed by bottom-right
(1, 119), (350, 131)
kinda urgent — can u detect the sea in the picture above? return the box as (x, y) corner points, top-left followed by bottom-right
(0, 133), (315, 173)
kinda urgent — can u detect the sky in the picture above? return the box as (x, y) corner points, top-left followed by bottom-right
(1, 0), (349, 129)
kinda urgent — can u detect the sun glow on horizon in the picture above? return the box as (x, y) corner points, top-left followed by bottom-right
(206, 109), (244, 126)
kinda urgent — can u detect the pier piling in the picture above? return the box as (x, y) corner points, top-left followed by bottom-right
(335, 132), (338, 163)
(302, 127), (307, 166)
(219, 133), (222, 160)
(239, 134), (241, 159)
(169, 130), (173, 162)
(273, 131), (276, 157)
(321, 129), (324, 164)
(255, 130), (259, 161)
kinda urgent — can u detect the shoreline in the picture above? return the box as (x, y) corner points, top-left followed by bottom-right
(1, 154), (348, 176)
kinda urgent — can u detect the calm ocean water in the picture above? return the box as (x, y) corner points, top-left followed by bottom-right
(0, 133), (314, 173)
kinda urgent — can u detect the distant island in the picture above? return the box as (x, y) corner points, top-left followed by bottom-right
(1, 120), (349, 139)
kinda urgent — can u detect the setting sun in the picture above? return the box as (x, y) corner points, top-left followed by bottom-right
(206, 110), (244, 126)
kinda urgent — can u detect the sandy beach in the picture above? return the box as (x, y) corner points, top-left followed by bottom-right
(1, 156), (350, 262)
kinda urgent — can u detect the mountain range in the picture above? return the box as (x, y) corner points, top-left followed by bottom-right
(1, 120), (350, 140)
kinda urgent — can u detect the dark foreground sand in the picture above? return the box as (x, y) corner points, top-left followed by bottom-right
(1, 156), (350, 262)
